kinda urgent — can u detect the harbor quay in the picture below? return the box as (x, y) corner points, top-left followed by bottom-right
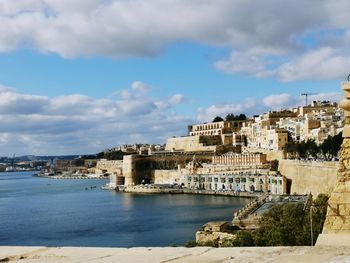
(123, 185), (261, 198)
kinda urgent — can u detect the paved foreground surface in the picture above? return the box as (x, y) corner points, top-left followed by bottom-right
(0, 246), (350, 263)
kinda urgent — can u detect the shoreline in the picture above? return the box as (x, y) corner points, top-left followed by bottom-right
(123, 187), (261, 198)
(34, 175), (107, 180)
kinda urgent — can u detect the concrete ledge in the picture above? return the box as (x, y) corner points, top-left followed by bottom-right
(1, 246), (350, 263)
(316, 234), (350, 246)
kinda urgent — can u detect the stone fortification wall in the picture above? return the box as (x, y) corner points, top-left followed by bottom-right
(278, 160), (338, 196)
(95, 160), (123, 175)
(123, 154), (213, 186)
(243, 147), (286, 161)
(55, 159), (97, 173)
(165, 135), (221, 152)
(153, 170), (180, 184)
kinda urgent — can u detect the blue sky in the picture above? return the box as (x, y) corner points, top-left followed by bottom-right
(0, 0), (349, 155)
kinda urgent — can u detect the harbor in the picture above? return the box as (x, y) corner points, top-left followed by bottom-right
(0, 172), (249, 247)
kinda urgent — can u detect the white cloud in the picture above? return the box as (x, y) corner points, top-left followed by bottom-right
(197, 92), (341, 122)
(131, 81), (151, 94)
(0, 1), (349, 80)
(263, 94), (297, 109)
(263, 92), (342, 110)
(0, 82), (190, 155)
(168, 94), (185, 106)
(197, 98), (259, 122)
(0, 90), (49, 114)
(276, 48), (350, 81)
(0, 82), (341, 155)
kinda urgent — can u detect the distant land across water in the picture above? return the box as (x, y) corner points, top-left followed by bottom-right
(0, 172), (249, 247)
(0, 155), (80, 164)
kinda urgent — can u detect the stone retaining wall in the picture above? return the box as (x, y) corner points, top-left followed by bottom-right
(278, 160), (338, 196)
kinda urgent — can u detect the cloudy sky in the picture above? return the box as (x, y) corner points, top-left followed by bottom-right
(0, 0), (348, 156)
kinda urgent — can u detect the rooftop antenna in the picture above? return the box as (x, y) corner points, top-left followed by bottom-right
(301, 93), (317, 107)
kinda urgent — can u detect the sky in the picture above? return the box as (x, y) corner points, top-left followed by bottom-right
(0, 0), (349, 156)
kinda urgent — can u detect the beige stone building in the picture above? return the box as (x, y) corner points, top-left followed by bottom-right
(277, 102), (343, 144)
(165, 135), (224, 153)
(165, 120), (246, 153)
(241, 122), (288, 151)
(212, 153), (267, 167)
(184, 170), (285, 194)
(263, 128), (289, 151)
(188, 120), (245, 136)
(299, 101), (338, 116)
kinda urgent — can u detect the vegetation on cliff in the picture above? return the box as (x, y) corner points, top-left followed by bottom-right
(285, 132), (343, 160)
(231, 194), (329, 247)
(96, 150), (131, 160)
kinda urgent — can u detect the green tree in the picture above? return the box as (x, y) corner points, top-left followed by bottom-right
(305, 139), (319, 159)
(307, 194), (329, 244)
(212, 116), (224, 122)
(96, 150), (130, 160)
(255, 203), (307, 246)
(225, 113), (247, 121)
(232, 231), (255, 247)
(253, 194), (328, 247)
(285, 141), (298, 159)
(237, 114), (247, 120)
(228, 195), (329, 247)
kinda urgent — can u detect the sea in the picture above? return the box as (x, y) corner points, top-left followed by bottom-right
(0, 172), (250, 247)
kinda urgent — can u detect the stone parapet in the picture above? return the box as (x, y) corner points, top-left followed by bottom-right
(1, 246), (350, 262)
(318, 80), (350, 245)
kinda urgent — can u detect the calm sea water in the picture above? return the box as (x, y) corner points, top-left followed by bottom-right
(0, 172), (249, 247)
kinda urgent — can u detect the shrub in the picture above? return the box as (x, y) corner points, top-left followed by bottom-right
(232, 231), (254, 247)
(231, 194), (329, 247)
(220, 238), (234, 247)
(185, 240), (197, 248)
(201, 240), (219, 248)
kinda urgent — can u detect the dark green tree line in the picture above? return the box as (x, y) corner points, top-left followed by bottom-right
(285, 132), (343, 160)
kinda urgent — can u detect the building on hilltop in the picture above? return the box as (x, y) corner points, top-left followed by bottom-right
(298, 100), (338, 116)
(165, 120), (248, 154)
(188, 120), (245, 136)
